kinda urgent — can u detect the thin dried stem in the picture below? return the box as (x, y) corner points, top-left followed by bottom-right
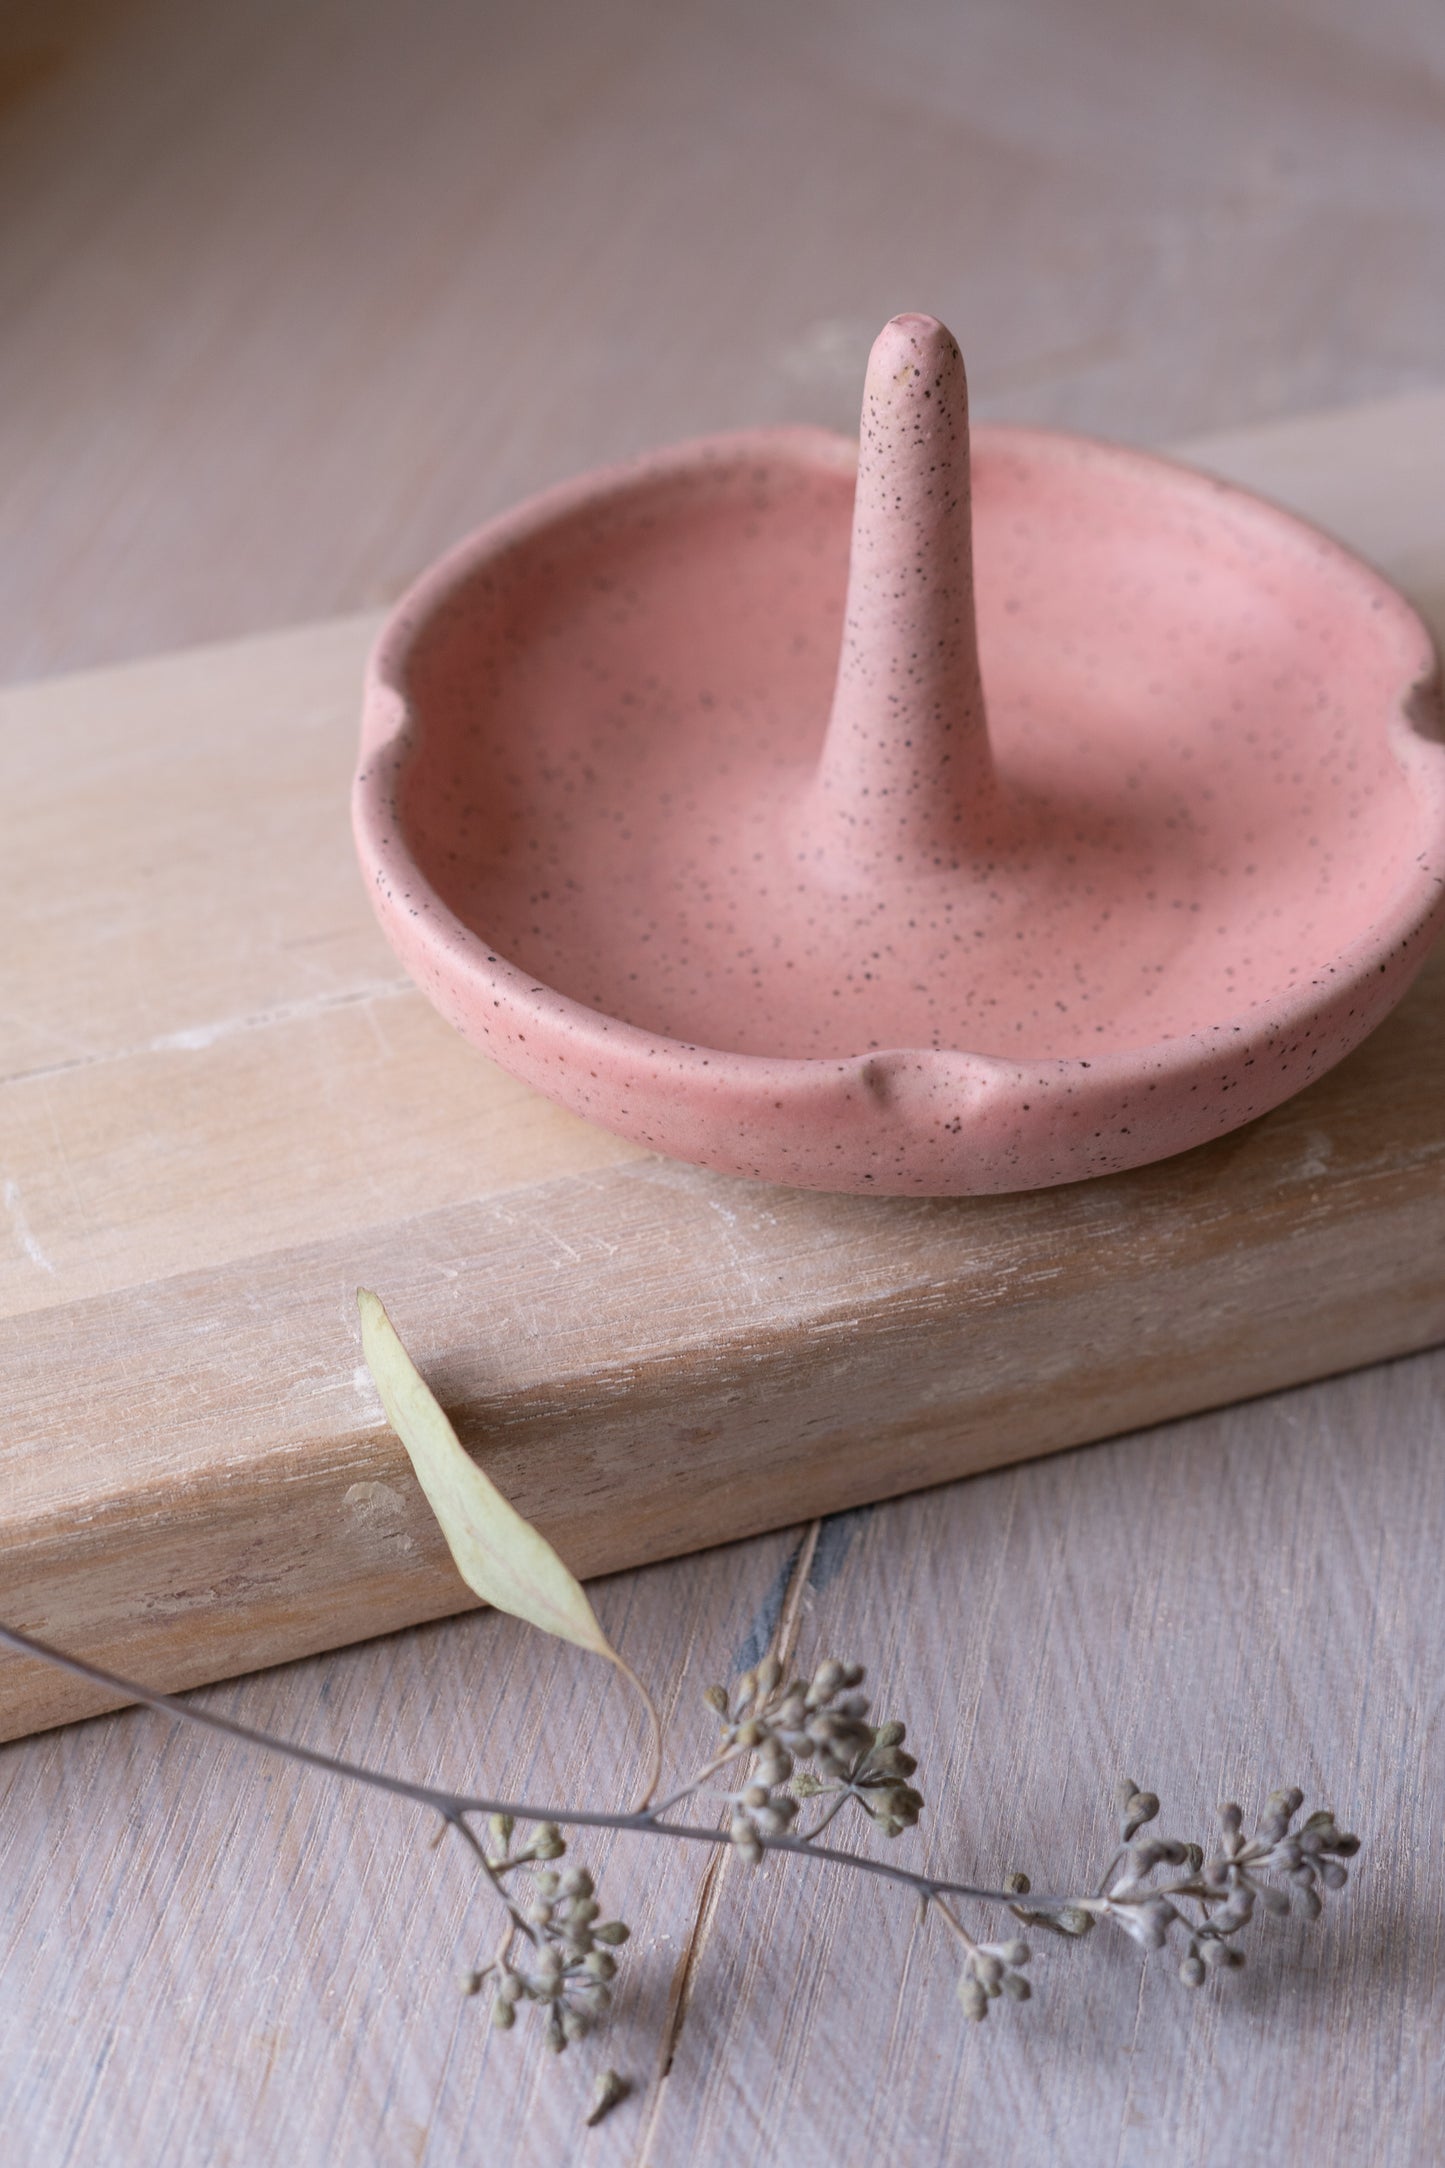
(446, 1813), (536, 1944)
(931, 1895), (978, 1952)
(0, 1623), (1071, 1911)
(614, 1657), (664, 1812)
(798, 1792), (854, 1844)
(0, 1620), (1360, 2038)
(649, 1748), (750, 1821)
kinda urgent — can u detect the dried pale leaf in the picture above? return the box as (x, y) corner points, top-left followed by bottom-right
(357, 1287), (614, 1659)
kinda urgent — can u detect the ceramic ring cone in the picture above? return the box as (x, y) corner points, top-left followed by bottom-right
(807, 314), (999, 870)
(355, 314), (1445, 1195)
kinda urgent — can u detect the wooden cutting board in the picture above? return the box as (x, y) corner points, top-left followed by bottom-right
(3, 390), (1443, 1741)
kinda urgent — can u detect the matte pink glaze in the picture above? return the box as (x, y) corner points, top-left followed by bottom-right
(354, 315), (1445, 1194)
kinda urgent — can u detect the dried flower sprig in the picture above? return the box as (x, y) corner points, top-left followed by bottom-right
(456, 1818), (629, 2053)
(690, 1655), (923, 1855)
(0, 1625), (1360, 2060)
(0, 1290), (1365, 2117)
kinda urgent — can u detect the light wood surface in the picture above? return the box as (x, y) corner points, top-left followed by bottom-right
(1, 1366), (1441, 2167)
(3, 386), (1444, 1741)
(4, 2), (1445, 2162)
(6, 0), (1445, 687)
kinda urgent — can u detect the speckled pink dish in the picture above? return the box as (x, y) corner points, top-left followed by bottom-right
(355, 315), (1445, 1194)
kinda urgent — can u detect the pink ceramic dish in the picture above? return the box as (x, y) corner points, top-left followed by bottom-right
(354, 316), (1445, 1195)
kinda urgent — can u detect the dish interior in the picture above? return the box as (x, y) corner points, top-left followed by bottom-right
(394, 435), (1423, 1062)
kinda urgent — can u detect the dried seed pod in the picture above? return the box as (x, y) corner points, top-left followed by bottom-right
(1259, 1786), (1304, 1842)
(1118, 1898), (1176, 1950)
(593, 1920), (630, 1946)
(1213, 1889), (1254, 1931)
(1122, 1790), (1161, 1841)
(729, 1813), (762, 1865)
(1126, 1838), (1177, 1875)
(585, 2071), (630, 2129)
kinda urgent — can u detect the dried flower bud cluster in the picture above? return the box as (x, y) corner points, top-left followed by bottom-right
(1076, 1779), (1360, 1986)
(443, 1724), (1363, 2072)
(461, 1818), (630, 2055)
(703, 1656), (924, 1859)
(956, 1936), (1032, 2022)
(832, 1716), (925, 1838)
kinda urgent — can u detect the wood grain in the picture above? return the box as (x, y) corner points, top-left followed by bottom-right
(5, 0), (1445, 687)
(3, 387), (1445, 1740)
(638, 1359), (1445, 2168)
(1, 1357), (1440, 2166)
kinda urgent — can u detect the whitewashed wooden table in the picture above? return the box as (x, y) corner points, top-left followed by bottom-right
(3, 3), (1444, 2162)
